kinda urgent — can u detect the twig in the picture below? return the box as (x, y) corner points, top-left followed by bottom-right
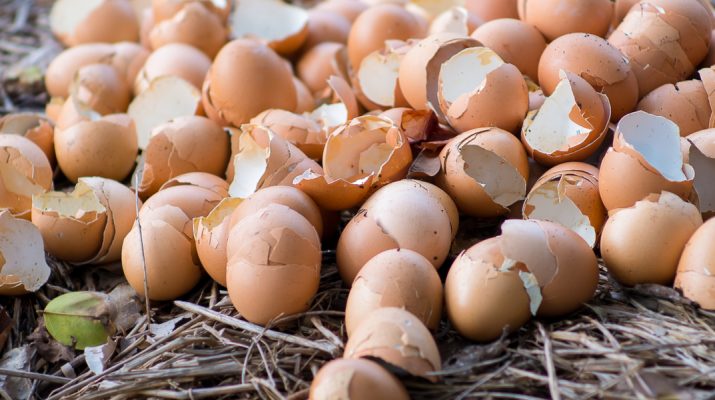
(538, 323), (561, 400)
(0, 368), (71, 384)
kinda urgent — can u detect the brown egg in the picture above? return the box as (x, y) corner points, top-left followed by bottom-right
(70, 64), (131, 115)
(336, 180), (452, 284)
(297, 42), (346, 94)
(229, 0), (309, 55)
(250, 110), (326, 160)
(445, 237), (531, 341)
(539, 33), (639, 122)
(518, 0), (613, 41)
(309, 358), (409, 400)
(599, 111), (694, 210)
(470, 19), (544, 83)
(0, 135), (53, 220)
(134, 43), (211, 94)
(345, 249), (443, 335)
(140, 184), (224, 222)
(344, 307), (441, 381)
(54, 114), (138, 183)
(601, 191), (702, 286)
(122, 204), (201, 300)
(303, 9), (351, 50)
(0, 113), (55, 167)
(316, 0), (368, 22)
(226, 204), (321, 326)
(205, 39), (296, 127)
(522, 71), (611, 165)
(0, 211), (51, 296)
(159, 172), (229, 197)
(193, 197), (242, 286)
(138, 116), (229, 199)
(149, 2), (227, 58)
(608, 0), (712, 98)
(347, 3), (426, 71)
(50, 0), (139, 47)
(436, 128), (529, 217)
(675, 218), (715, 309)
(637, 80), (710, 137)
(524, 162), (606, 247)
(465, 0), (518, 21)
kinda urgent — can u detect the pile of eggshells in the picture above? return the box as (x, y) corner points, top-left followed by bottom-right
(2, 0), (715, 395)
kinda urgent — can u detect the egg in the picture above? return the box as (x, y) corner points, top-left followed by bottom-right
(297, 42), (346, 95)
(436, 128), (529, 218)
(0, 135), (54, 220)
(123, 204), (201, 300)
(518, 0), (613, 41)
(345, 249), (443, 335)
(539, 33), (639, 122)
(54, 113), (138, 183)
(70, 64), (131, 115)
(50, 0), (139, 47)
(608, 0), (712, 98)
(599, 111), (694, 211)
(309, 358), (409, 400)
(303, 9), (351, 50)
(470, 18), (546, 82)
(0, 113), (55, 167)
(193, 197), (243, 286)
(149, 2), (227, 58)
(675, 218), (715, 309)
(0, 211), (51, 296)
(636, 80), (710, 137)
(250, 110), (326, 160)
(336, 180), (452, 284)
(138, 116), (229, 199)
(601, 191), (702, 286)
(134, 43), (212, 94)
(347, 3), (426, 71)
(465, 0), (518, 21)
(344, 307), (441, 381)
(315, 0), (369, 23)
(229, 0), (309, 55)
(226, 204), (321, 326)
(204, 39), (296, 127)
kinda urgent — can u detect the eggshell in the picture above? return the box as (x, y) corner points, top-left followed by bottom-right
(159, 172), (229, 197)
(675, 218), (715, 309)
(205, 39), (296, 127)
(345, 249), (443, 335)
(226, 204), (321, 326)
(250, 110), (325, 160)
(539, 33), (639, 122)
(465, 0), (518, 21)
(139, 116), (229, 199)
(637, 80), (710, 137)
(315, 0), (368, 22)
(601, 191), (702, 286)
(297, 42), (346, 95)
(152, 0), (231, 24)
(134, 43), (211, 94)
(303, 9), (351, 50)
(0, 135), (54, 220)
(149, 2), (227, 58)
(0, 211), (51, 295)
(353, 40), (412, 110)
(428, 6), (481, 36)
(304, 75), (360, 136)
(344, 307), (441, 381)
(378, 107), (438, 143)
(70, 64), (131, 115)
(436, 128), (529, 217)
(684, 128), (715, 216)
(293, 78), (316, 114)
(0, 113), (55, 167)
(140, 185), (223, 222)
(193, 197), (243, 286)
(50, 0), (139, 47)
(309, 358), (409, 400)
(229, 0), (309, 55)
(518, 0), (613, 41)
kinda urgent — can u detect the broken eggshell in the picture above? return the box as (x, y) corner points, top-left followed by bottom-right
(70, 63), (131, 116)
(0, 135), (53, 220)
(229, 0), (308, 55)
(49, 0), (139, 47)
(637, 79), (711, 137)
(353, 40), (412, 111)
(309, 358), (410, 400)
(518, 0), (613, 41)
(148, 2), (228, 58)
(684, 128), (715, 217)
(134, 43), (211, 94)
(158, 172), (229, 197)
(675, 217), (715, 310)
(0, 113), (55, 167)
(0, 211), (51, 296)
(250, 109), (326, 160)
(193, 197), (243, 287)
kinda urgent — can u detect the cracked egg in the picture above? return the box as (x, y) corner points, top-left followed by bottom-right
(0, 135), (53, 220)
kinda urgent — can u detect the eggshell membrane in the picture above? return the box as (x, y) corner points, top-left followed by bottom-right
(297, 42), (345, 94)
(152, 0), (231, 24)
(0, 135), (54, 220)
(70, 64), (131, 115)
(229, 0), (309, 55)
(54, 114), (138, 183)
(229, 185), (323, 238)
(207, 39), (296, 127)
(345, 249), (443, 335)
(0, 113), (55, 167)
(309, 358), (410, 400)
(637, 80), (710, 137)
(303, 9), (351, 50)
(138, 116), (229, 199)
(50, 0), (139, 47)
(518, 0), (613, 41)
(159, 172), (229, 197)
(250, 110), (326, 160)
(226, 204), (321, 326)
(470, 18), (545, 82)
(445, 237), (531, 341)
(149, 2), (227, 58)
(465, 0), (518, 21)
(344, 307), (441, 381)
(539, 33), (639, 122)
(601, 192), (703, 286)
(0, 211), (51, 295)
(193, 197), (242, 286)
(436, 128), (528, 217)
(599, 111), (694, 210)
(675, 218), (715, 309)
(315, 0), (368, 22)
(122, 205), (202, 300)
(134, 43), (211, 94)
(336, 183), (452, 284)
(347, 3), (426, 71)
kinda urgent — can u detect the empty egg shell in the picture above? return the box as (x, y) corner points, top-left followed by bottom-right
(226, 204), (321, 326)
(49, 0), (139, 47)
(305, 75), (360, 137)
(70, 64), (131, 116)
(601, 191), (703, 286)
(637, 80), (711, 137)
(149, 2), (227, 58)
(0, 211), (51, 296)
(436, 128), (529, 218)
(599, 111), (694, 211)
(0, 135), (53, 220)
(518, 0), (613, 41)
(309, 358), (410, 400)
(345, 249), (443, 335)
(675, 218), (715, 309)
(229, 0), (308, 55)
(193, 197), (242, 286)
(250, 110), (326, 160)
(297, 42), (346, 95)
(134, 43), (212, 95)
(344, 307), (441, 382)
(353, 40), (412, 110)
(0, 113), (55, 167)
(465, 0), (518, 21)
(302, 9), (351, 50)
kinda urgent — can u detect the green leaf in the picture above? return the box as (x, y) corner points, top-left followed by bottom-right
(44, 291), (116, 350)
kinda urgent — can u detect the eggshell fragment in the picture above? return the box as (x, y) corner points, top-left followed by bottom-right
(684, 129), (715, 216)
(250, 110), (326, 160)
(354, 40), (412, 110)
(599, 111), (694, 210)
(675, 218), (715, 309)
(518, 0), (613, 41)
(309, 358), (410, 400)
(193, 197), (242, 286)
(134, 43), (211, 94)
(149, 2), (227, 58)
(601, 192), (703, 286)
(0, 211), (51, 296)
(428, 6), (480, 36)
(50, 0), (139, 47)
(379, 107), (438, 143)
(0, 113), (55, 167)
(226, 204), (321, 326)
(637, 80), (711, 137)
(344, 307), (441, 382)
(70, 64), (131, 116)
(139, 116), (229, 199)
(229, 0), (308, 55)
(0, 135), (53, 220)
(306, 75), (360, 137)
